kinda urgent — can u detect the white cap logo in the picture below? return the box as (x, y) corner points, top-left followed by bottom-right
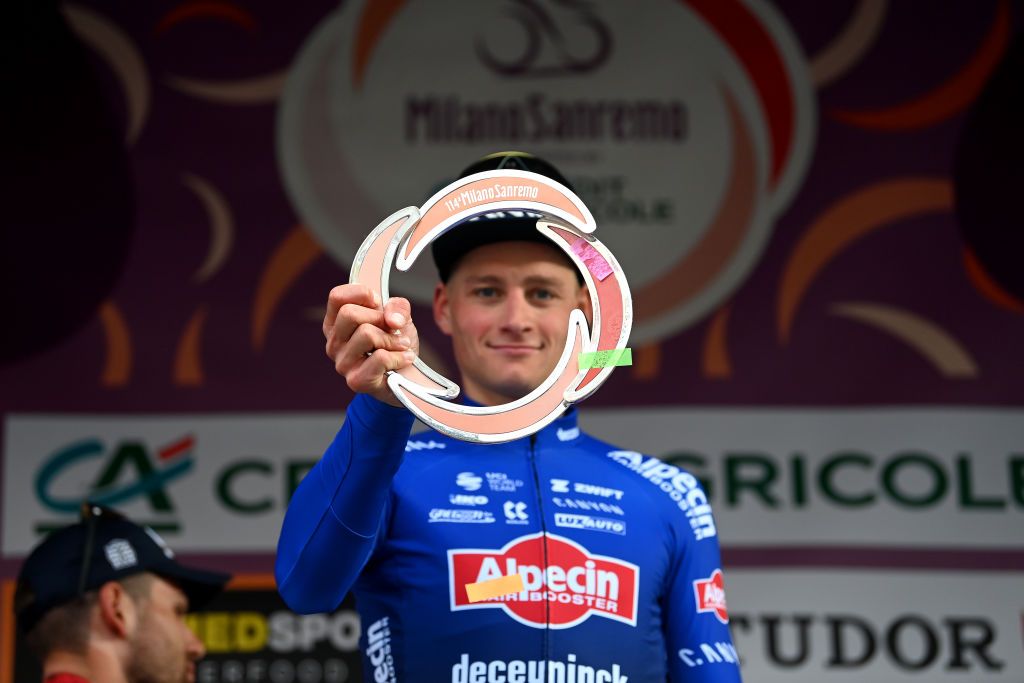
(104, 539), (138, 570)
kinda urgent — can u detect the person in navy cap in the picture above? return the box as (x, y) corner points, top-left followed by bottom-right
(14, 503), (230, 683)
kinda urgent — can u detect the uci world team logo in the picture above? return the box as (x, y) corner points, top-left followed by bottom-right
(34, 435), (196, 534)
(279, 0), (815, 344)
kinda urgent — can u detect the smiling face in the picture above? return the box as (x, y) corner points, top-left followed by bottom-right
(433, 241), (590, 406)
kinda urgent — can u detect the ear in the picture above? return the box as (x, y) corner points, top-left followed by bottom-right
(97, 581), (135, 639)
(433, 282), (452, 336)
(576, 285), (593, 325)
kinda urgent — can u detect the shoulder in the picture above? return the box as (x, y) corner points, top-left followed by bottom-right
(592, 443), (718, 543)
(394, 431), (469, 478)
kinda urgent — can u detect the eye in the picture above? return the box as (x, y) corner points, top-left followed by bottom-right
(531, 288), (556, 301)
(473, 286), (499, 299)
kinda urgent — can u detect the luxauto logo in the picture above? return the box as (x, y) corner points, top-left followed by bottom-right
(448, 532), (639, 629)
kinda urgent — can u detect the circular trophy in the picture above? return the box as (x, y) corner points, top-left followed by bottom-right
(350, 169), (632, 443)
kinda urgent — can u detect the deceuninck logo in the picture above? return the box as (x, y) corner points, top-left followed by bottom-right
(33, 435), (196, 534)
(448, 532), (639, 629)
(278, 0), (815, 344)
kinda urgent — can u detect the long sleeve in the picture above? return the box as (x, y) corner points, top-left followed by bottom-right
(275, 393), (415, 613)
(665, 478), (743, 682)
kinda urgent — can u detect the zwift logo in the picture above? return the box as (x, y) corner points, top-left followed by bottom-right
(35, 435), (196, 534)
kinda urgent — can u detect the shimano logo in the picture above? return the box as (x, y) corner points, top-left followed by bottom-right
(452, 653), (628, 683)
(405, 439), (446, 452)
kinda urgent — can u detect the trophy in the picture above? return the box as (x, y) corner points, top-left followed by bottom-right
(350, 169), (632, 443)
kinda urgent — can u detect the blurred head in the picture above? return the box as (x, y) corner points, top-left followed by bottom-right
(22, 573), (206, 683)
(15, 504), (228, 682)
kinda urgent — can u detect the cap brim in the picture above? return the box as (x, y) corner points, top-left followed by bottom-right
(432, 215), (575, 282)
(154, 562), (230, 610)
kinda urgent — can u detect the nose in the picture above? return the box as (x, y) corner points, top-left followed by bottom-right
(186, 622), (206, 660)
(499, 289), (533, 335)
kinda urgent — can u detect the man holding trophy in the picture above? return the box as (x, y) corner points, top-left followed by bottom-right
(276, 152), (741, 682)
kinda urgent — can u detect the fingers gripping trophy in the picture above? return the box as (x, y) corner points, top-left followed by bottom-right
(337, 152), (633, 442)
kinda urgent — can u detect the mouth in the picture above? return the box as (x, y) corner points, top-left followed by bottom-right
(487, 343), (541, 357)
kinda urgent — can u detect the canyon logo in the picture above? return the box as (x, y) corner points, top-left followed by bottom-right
(448, 533), (639, 629)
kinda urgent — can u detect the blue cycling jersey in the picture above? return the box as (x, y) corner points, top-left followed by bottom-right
(276, 393), (742, 682)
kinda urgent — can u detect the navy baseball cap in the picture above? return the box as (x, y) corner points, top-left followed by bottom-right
(430, 151), (583, 283)
(14, 503), (230, 633)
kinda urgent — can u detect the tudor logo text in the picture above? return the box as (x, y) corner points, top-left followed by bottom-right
(448, 533), (639, 628)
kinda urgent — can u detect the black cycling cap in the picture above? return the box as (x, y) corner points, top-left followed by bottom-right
(14, 503), (229, 633)
(430, 151), (583, 283)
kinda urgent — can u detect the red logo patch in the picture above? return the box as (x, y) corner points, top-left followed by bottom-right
(448, 532), (639, 628)
(693, 569), (728, 624)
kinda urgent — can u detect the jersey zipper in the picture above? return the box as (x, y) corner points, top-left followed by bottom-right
(527, 432), (552, 663)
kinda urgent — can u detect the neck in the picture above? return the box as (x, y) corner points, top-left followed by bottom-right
(43, 648), (128, 683)
(460, 377), (528, 408)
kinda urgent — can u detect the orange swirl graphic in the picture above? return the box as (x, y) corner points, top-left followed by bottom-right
(252, 226), (323, 351)
(353, 0), (406, 89)
(701, 305), (732, 378)
(633, 88), (756, 322)
(830, 0), (1010, 130)
(631, 344), (662, 381)
(777, 179), (953, 343)
(156, 1), (256, 33)
(831, 302), (978, 377)
(166, 71), (287, 104)
(99, 301), (132, 387)
(174, 306), (208, 386)
(963, 248), (1024, 314)
(2, 580), (15, 683)
(810, 0), (888, 88)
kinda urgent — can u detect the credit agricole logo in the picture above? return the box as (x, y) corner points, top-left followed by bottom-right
(34, 435), (195, 534)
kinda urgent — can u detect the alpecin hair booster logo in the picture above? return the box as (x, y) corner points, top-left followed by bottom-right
(448, 532), (639, 629)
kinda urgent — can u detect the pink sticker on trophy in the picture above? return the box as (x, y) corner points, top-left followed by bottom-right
(571, 238), (613, 282)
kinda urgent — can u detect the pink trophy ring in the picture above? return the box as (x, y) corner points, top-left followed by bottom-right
(350, 169), (632, 443)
